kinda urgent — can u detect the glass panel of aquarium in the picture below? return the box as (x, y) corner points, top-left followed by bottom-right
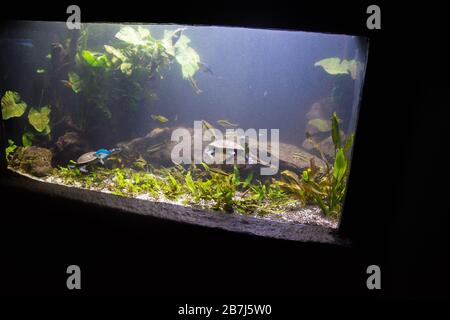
(1, 21), (368, 229)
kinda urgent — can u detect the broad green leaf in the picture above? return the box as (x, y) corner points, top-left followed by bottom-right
(308, 118), (331, 132)
(315, 57), (348, 75)
(314, 57), (358, 78)
(41, 124), (51, 135)
(115, 26), (152, 46)
(1, 91), (27, 120)
(28, 105), (51, 133)
(175, 46), (200, 79)
(342, 59), (358, 80)
(82, 50), (109, 68)
(174, 34), (191, 50)
(333, 148), (347, 183)
(174, 35), (200, 79)
(161, 30), (176, 56)
(22, 132), (34, 147)
(104, 45), (127, 61)
(81, 50), (96, 64)
(6, 139), (17, 157)
(68, 72), (82, 93)
(331, 112), (341, 149)
(137, 26), (152, 41)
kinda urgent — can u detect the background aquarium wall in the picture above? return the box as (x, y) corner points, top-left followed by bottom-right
(1, 21), (368, 230)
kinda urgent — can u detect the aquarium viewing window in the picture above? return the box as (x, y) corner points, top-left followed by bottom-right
(0, 21), (368, 238)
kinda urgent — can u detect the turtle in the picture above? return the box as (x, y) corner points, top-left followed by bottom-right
(205, 135), (275, 168)
(205, 138), (245, 162)
(74, 147), (121, 172)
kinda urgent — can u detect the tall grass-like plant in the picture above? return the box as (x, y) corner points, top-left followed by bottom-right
(280, 112), (354, 218)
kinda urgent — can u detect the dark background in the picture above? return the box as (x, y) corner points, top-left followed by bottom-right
(1, 0), (449, 305)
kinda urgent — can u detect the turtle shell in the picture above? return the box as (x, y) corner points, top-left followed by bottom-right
(76, 151), (98, 165)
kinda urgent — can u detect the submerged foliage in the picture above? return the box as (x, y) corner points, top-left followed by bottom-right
(1, 90), (51, 147)
(49, 159), (293, 216)
(68, 25), (203, 130)
(1, 91), (27, 120)
(28, 106), (51, 133)
(308, 118), (331, 132)
(314, 57), (358, 80)
(5, 139), (17, 161)
(280, 112), (353, 218)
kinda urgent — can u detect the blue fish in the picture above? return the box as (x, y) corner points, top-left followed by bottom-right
(95, 148), (121, 165)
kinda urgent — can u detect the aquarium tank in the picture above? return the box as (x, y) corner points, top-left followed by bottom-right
(1, 21), (368, 230)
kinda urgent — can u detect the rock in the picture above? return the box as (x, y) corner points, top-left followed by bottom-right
(318, 136), (335, 158)
(54, 131), (90, 165)
(117, 126), (325, 178)
(277, 142), (326, 169)
(306, 97), (334, 121)
(303, 97), (336, 148)
(20, 146), (53, 177)
(117, 126), (174, 166)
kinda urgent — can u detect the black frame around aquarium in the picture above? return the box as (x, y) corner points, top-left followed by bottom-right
(3, 1), (448, 300)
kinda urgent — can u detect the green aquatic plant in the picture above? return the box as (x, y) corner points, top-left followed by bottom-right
(308, 118), (331, 132)
(133, 156), (148, 171)
(137, 172), (161, 198)
(67, 72), (82, 93)
(184, 163), (257, 213)
(280, 112), (354, 218)
(5, 139), (17, 161)
(242, 180), (292, 215)
(50, 159), (294, 216)
(56, 161), (82, 183)
(168, 33), (201, 80)
(66, 25), (203, 132)
(1, 90), (52, 147)
(115, 25), (152, 46)
(314, 57), (358, 80)
(1, 91), (27, 120)
(21, 132), (33, 147)
(28, 106), (51, 133)
(81, 50), (111, 68)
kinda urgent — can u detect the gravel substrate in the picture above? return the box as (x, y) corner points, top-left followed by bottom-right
(6, 168), (347, 244)
(261, 207), (338, 228)
(10, 168), (338, 230)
